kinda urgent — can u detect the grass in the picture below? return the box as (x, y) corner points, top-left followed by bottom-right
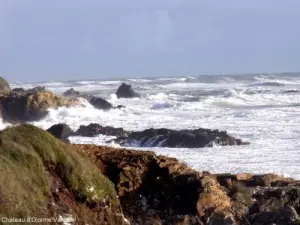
(0, 124), (118, 223)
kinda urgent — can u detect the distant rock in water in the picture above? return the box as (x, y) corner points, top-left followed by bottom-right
(89, 96), (113, 110)
(63, 88), (81, 97)
(47, 123), (74, 140)
(11, 86), (46, 94)
(283, 89), (299, 94)
(111, 128), (248, 148)
(74, 123), (128, 137)
(26, 86), (46, 93)
(11, 88), (26, 93)
(115, 105), (125, 109)
(0, 77), (10, 93)
(0, 91), (81, 122)
(116, 83), (140, 98)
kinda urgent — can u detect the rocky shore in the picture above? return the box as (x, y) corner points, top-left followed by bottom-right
(0, 124), (299, 225)
(1, 77), (300, 224)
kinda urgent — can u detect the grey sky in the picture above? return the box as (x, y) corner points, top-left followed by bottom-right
(1, 0), (300, 82)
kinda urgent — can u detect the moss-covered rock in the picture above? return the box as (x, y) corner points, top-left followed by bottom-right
(0, 125), (120, 224)
(0, 77), (10, 93)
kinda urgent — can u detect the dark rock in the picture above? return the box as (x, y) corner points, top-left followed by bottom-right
(0, 77), (10, 93)
(284, 90), (299, 94)
(47, 123), (74, 140)
(0, 91), (81, 122)
(26, 86), (46, 93)
(116, 83), (140, 98)
(112, 128), (248, 148)
(115, 105), (125, 109)
(74, 123), (128, 137)
(89, 96), (113, 110)
(12, 88), (26, 93)
(63, 88), (81, 97)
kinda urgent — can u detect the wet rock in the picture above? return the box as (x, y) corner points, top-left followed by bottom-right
(0, 91), (82, 122)
(47, 123), (74, 140)
(116, 83), (140, 98)
(26, 86), (46, 93)
(112, 128), (248, 148)
(0, 77), (10, 93)
(12, 88), (26, 93)
(115, 105), (125, 109)
(63, 88), (81, 97)
(74, 123), (128, 137)
(89, 96), (113, 110)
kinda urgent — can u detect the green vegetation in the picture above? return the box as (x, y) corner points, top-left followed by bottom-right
(0, 124), (118, 221)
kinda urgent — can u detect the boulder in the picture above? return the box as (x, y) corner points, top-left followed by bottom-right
(0, 77), (10, 93)
(112, 128), (248, 148)
(47, 123), (74, 140)
(116, 83), (140, 98)
(0, 91), (82, 122)
(74, 123), (128, 137)
(89, 96), (113, 110)
(63, 88), (81, 97)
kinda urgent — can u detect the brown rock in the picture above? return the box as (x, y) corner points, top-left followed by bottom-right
(0, 91), (82, 122)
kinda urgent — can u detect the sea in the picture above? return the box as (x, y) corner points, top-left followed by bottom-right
(4, 73), (300, 179)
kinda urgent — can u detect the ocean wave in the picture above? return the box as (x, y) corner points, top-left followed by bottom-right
(248, 81), (286, 87)
(151, 102), (174, 110)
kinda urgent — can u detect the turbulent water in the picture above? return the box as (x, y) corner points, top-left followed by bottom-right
(7, 73), (300, 179)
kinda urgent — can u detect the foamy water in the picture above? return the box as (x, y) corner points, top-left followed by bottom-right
(9, 73), (300, 179)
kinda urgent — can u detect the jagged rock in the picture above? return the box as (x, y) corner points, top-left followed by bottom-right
(112, 128), (248, 148)
(0, 77), (10, 93)
(47, 123), (74, 140)
(74, 123), (128, 137)
(0, 91), (82, 122)
(89, 96), (113, 110)
(116, 83), (140, 98)
(63, 88), (81, 97)
(77, 144), (300, 225)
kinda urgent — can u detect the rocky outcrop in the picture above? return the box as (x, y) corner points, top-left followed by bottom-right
(112, 127), (247, 148)
(63, 88), (114, 111)
(77, 145), (300, 225)
(0, 91), (82, 122)
(26, 86), (46, 93)
(116, 83), (140, 98)
(0, 125), (129, 225)
(74, 123), (128, 137)
(0, 77), (10, 93)
(63, 88), (81, 97)
(89, 96), (113, 110)
(47, 123), (74, 141)
(11, 87), (26, 93)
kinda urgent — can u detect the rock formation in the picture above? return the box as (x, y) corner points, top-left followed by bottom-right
(0, 77), (10, 93)
(111, 127), (247, 148)
(0, 91), (82, 122)
(77, 144), (300, 225)
(116, 83), (140, 98)
(0, 125), (129, 225)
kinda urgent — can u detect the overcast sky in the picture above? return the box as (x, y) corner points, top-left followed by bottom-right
(1, 0), (300, 82)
